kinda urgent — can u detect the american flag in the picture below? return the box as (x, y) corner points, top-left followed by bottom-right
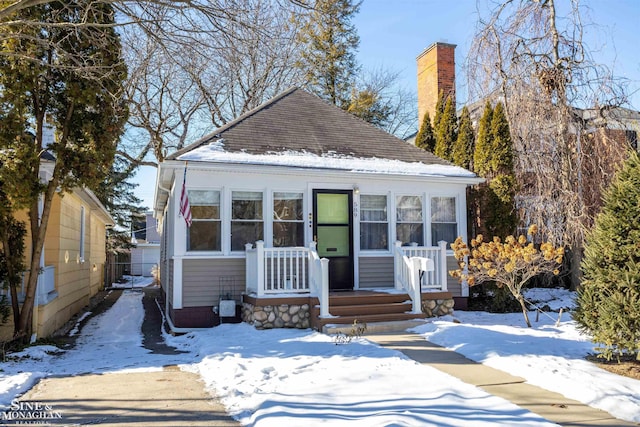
(180, 165), (192, 227)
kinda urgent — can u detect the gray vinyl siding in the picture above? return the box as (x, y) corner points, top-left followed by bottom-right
(446, 255), (461, 297)
(182, 258), (245, 307)
(358, 256), (394, 288)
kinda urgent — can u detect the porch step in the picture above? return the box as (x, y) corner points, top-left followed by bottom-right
(323, 319), (427, 335)
(329, 302), (412, 317)
(317, 312), (427, 332)
(311, 291), (427, 332)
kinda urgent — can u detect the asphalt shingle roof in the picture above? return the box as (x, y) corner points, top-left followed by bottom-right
(168, 88), (451, 167)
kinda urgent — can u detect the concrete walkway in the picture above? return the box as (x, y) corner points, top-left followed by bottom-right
(11, 287), (239, 427)
(368, 332), (638, 427)
(17, 367), (239, 426)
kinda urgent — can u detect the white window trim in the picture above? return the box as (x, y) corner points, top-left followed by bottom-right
(359, 193), (392, 254)
(428, 193), (461, 251)
(271, 190), (305, 248)
(229, 189), (265, 254)
(184, 187), (224, 255)
(394, 193), (425, 246)
(79, 205), (85, 263)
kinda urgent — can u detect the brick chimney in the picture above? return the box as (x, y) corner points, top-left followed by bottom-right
(417, 42), (456, 123)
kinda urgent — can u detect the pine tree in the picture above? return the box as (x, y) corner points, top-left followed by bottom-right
(432, 90), (445, 131)
(574, 151), (640, 360)
(415, 112), (436, 152)
(94, 157), (146, 254)
(473, 101), (494, 176)
(472, 101), (517, 239)
(434, 96), (457, 161)
(451, 106), (474, 169)
(0, 2), (127, 340)
(296, 0), (361, 109)
(489, 102), (513, 176)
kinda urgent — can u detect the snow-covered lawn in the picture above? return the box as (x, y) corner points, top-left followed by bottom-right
(1, 287), (638, 426)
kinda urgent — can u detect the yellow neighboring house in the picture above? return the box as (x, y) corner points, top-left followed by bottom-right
(0, 186), (113, 342)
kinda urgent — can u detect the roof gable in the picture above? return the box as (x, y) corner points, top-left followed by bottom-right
(170, 88), (451, 163)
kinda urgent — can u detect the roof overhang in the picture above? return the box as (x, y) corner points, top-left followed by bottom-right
(75, 187), (115, 227)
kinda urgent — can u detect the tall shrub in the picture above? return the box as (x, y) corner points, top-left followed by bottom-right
(574, 151), (640, 360)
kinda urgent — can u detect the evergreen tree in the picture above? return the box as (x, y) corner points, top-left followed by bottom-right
(346, 88), (390, 127)
(415, 112), (435, 152)
(451, 106), (474, 169)
(296, 0), (361, 108)
(434, 96), (457, 161)
(489, 102), (513, 176)
(94, 157), (146, 254)
(574, 151), (640, 360)
(0, 2), (127, 340)
(432, 90), (445, 131)
(472, 101), (517, 239)
(473, 101), (494, 176)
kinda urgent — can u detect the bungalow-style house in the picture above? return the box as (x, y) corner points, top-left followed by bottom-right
(0, 150), (113, 342)
(154, 87), (482, 332)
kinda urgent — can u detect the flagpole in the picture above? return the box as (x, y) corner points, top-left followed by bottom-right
(180, 161), (192, 227)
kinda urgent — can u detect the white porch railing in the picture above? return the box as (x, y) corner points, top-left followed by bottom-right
(393, 241), (449, 313)
(394, 241), (449, 291)
(245, 241), (330, 316)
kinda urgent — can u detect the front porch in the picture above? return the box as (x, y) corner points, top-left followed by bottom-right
(242, 240), (458, 330)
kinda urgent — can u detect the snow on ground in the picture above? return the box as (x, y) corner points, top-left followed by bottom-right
(1, 288), (639, 426)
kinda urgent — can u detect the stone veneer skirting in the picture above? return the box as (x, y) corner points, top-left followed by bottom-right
(242, 295), (312, 329)
(421, 296), (455, 317)
(243, 293), (455, 330)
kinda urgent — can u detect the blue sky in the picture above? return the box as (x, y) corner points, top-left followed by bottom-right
(133, 0), (640, 211)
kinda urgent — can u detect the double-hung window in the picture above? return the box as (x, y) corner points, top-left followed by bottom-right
(231, 191), (264, 251)
(396, 195), (424, 245)
(360, 195), (388, 250)
(431, 196), (457, 245)
(187, 190), (221, 251)
(273, 192), (304, 247)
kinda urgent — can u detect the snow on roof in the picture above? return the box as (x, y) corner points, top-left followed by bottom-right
(177, 139), (476, 178)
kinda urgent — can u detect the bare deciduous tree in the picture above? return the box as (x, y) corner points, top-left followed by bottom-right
(467, 0), (631, 288)
(118, 0), (306, 167)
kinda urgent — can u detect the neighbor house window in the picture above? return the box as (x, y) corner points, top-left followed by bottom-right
(360, 195), (388, 250)
(396, 195), (423, 245)
(79, 206), (85, 262)
(273, 192), (304, 247)
(187, 190), (221, 251)
(431, 196), (457, 245)
(232, 191), (264, 251)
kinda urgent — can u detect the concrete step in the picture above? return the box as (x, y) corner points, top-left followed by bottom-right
(323, 319), (426, 335)
(329, 302), (413, 317)
(317, 312), (427, 331)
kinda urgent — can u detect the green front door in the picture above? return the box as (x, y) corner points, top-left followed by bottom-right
(313, 190), (354, 290)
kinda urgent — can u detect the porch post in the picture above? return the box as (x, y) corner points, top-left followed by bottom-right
(410, 257), (423, 314)
(319, 258), (330, 317)
(438, 240), (448, 291)
(393, 241), (402, 290)
(256, 240), (265, 297)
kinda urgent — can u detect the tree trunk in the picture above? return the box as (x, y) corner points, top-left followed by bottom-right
(0, 226), (21, 328)
(516, 294), (532, 328)
(15, 179), (58, 341)
(570, 245), (582, 291)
